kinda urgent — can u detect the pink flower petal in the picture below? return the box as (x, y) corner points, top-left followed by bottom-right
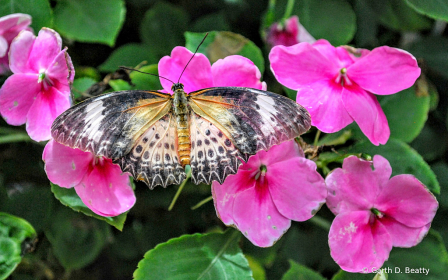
(268, 157), (326, 221)
(28, 28), (62, 73)
(43, 139), (93, 188)
(0, 35), (7, 57)
(296, 80), (353, 133)
(0, 73), (40, 125)
(329, 211), (392, 273)
(372, 155), (392, 191)
(75, 159), (135, 217)
(0, 14), (32, 34)
(296, 18), (315, 44)
(375, 174), (438, 228)
(269, 42), (338, 89)
(347, 46), (421, 95)
(326, 156), (382, 215)
(212, 169), (256, 225)
(8, 30), (35, 74)
(379, 217), (431, 247)
(26, 87), (71, 141)
(158, 46), (213, 93)
(266, 16), (299, 47)
(257, 140), (304, 166)
(211, 55), (265, 89)
(341, 85), (390, 145)
(46, 48), (73, 92)
(232, 179), (291, 247)
(312, 40), (355, 69)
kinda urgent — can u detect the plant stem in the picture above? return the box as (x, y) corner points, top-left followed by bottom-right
(191, 195), (213, 210)
(168, 168), (191, 211)
(309, 215), (331, 231)
(283, 0), (295, 19)
(313, 130), (321, 147)
(0, 133), (31, 144)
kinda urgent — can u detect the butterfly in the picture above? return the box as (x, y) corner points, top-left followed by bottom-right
(51, 82), (311, 189)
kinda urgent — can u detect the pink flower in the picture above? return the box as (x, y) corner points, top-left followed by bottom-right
(43, 140), (136, 217)
(266, 16), (315, 47)
(212, 140), (327, 247)
(269, 40), (421, 145)
(326, 155), (438, 272)
(0, 13), (32, 74)
(158, 46), (266, 93)
(0, 28), (74, 142)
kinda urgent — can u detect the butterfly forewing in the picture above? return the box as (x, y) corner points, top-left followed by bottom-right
(116, 112), (186, 188)
(189, 87), (311, 155)
(51, 90), (172, 159)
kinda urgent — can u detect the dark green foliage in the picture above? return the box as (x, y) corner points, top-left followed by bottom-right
(1, 0), (448, 279)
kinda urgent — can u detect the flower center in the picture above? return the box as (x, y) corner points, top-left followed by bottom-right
(38, 70), (54, 91)
(254, 165), (267, 180)
(334, 68), (352, 87)
(93, 156), (105, 166)
(370, 207), (384, 219)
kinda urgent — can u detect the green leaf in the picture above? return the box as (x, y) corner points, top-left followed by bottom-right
(245, 255), (266, 280)
(353, 0), (379, 47)
(51, 183), (128, 231)
(317, 131), (353, 146)
(0, 213), (37, 280)
(0, 0), (52, 31)
(368, 0), (432, 31)
(379, 85), (430, 143)
(109, 64), (162, 92)
(53, 0), (126, 46)
(0, 187), (53, 232)
(431, 162), (448, 208)
(99, 43), (157, 72)
(283, 86), (297, 101)
(282, 260), (326, 280)
(384, 230), (448, 279)
(129, 64), (162, 90)
(296, 0), (356, 45)
(344, 138), (440, 194)
(407, 36), (448, 79)
(185, 31), (265, 75)
(267, 0), (356, 46)
(140, 1), (190, 58)
(332, 270), (376, 280)
(133, 229), (253, 280)
(72, 77), (97, 100)
(405, 0), (448, 21)
(45, 207), (110, 270)
(410, 123), (448, 162)
(191, 12), (230, 32)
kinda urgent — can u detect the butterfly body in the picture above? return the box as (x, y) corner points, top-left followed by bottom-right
(172, 84), (191, 167)
(52, 85), (311, 189)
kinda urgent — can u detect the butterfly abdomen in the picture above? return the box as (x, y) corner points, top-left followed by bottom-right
(173, 88), (191, 167)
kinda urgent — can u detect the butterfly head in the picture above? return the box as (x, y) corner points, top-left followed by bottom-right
(171, 83), (184, 93)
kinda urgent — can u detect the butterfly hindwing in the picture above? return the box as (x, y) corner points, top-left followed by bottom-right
(51, 90), (172, 159)
(116, 112), (186, 188)
(189, 111), (248, 185)
(189, 87), (311, 155)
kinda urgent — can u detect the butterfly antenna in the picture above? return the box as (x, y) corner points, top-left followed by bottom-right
(177, 32), (209, 84)
(119, 66), (175, 85)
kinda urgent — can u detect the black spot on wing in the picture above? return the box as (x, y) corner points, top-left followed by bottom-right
(189, 112), (246, 185)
